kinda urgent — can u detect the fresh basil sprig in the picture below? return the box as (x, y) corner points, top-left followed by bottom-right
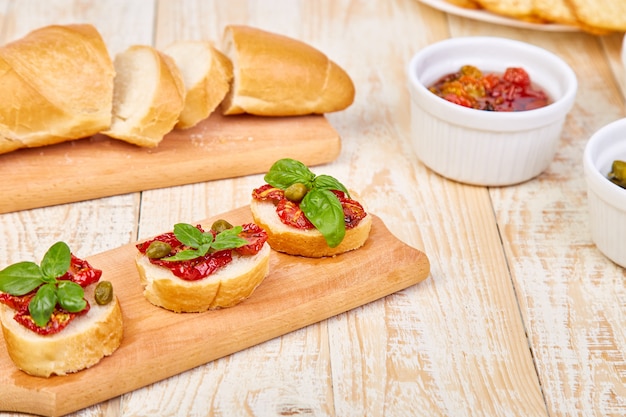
(0, 241), (86, 327)
(264, 158), (351, 248)
(163, 223), (248, 261)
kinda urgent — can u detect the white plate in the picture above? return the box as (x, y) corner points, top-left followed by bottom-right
(416, 0), (580, 32)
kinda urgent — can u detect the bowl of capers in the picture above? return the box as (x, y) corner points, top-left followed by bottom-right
(583, 117), (626, 268)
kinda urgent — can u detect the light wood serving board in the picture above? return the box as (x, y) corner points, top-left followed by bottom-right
(0, 113), (341, 214)
(0, 206), (430, 417)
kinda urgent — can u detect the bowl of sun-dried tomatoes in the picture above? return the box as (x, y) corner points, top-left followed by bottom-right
(407, 36), (577, 186)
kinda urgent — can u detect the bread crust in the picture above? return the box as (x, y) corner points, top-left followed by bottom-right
(164, 41), (233, 129)
(221, 25), (355, 116)
(135, 243), (271, 313)
(250, 199), (372, 257)
(102, 45), (185, 147)
(0, 285), (123, 378)
(0, 24), (114, 154)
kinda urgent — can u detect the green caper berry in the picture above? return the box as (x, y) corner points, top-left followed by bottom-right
(284, 183), (308, 203)
(94, 281), (113, 305)
(145, 241), (172, 259)
(211, 219), (233, 233)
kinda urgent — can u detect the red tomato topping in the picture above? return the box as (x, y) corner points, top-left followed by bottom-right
(252, 184), (284, 202)
(252, 185), (367, 231)
(428, 65), (550, 112)
(14, 303), (90, 336)
(136, 223), (268, 281)
(63, 254), (102, 287)
(0, 255), (100, 336)
(235, 223), (269, 256)
(276, 199), (315, 229)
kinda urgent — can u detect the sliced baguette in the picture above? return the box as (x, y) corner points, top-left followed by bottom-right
(220, 25), (355, 116)
(135, 243), (270, 313)
(102, 45), (185, 147)
(250, 199), (372, 257)
(0, 285), (123, 378)
(163, 41), (233, 129)
(0, 24), (114, 154)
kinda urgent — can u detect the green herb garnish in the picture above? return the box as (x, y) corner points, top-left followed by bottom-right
(264, 158), (350, 248)
(0, 241), (86, 327)
(163, 223), (249, 261)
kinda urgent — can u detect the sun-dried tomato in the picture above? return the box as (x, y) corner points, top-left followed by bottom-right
(136, 223), (268, 280)
(13, 303), (90, 336)
(428, 65), (549, 112)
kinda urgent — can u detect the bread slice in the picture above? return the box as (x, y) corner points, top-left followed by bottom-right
(135, 243), (270, 313)
(102, 45), (185, 147)
(0, 24), (114, 154)
(163, 41), (233, 129)
(0, 284), (123, 377)
(220, 25), (355, 116)
(250, 199), (372, 257)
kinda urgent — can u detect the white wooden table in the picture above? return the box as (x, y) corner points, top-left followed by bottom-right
(0, 0), (625, 416)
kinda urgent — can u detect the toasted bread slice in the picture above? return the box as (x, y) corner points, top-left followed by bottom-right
(135, 243), (270, 313)
(250, 199), (372, 258)
(0, 285), (123, 378)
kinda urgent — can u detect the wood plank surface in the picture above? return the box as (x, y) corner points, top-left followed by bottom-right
(1, 0), (626, 416)
(0, 114), (341, 214)
(0, 206), (430, 417)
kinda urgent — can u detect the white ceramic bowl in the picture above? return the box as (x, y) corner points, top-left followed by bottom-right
(407, 36), (578, 186)
(583, 118), (626, 268)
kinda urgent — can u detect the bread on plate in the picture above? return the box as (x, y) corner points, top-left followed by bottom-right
(164, 40), (233, 129)
(135, 220), (270, 313)
(0, 24), (114, 155)
(251, 158), (371, 257)
(0, 242), (123, 377)
(220, 25), (355, 116)
(101, 44), (186, 147)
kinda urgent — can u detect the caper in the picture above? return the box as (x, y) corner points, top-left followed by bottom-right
(94, 281), (113, 305)
(211, 219), (233, 233)
(145, 241), (172, 259)
(284, 183), (308, 203)
(609, 160), (626, 189)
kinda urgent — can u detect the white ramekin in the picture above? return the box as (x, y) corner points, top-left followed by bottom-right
(583, 118), (626, 268)
(407, 36), (578, 186)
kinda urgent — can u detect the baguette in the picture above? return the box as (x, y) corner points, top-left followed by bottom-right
(135, 222), (270, 313)
(101, 45), (185, 147)
(0, 285), (123, 378)
(163, 41), (233, 129)
(220, 25), (355, 116)
(0, 24), (114, 154)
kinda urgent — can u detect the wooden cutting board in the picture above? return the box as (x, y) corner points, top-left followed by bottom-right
(0, 206), (430, 417)
(0, 113), (341, 214)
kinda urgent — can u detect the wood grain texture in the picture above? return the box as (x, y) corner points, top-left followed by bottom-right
(0, 114), (341, 214)
(1, 0), (626, 416)
(0, 206), (429, 417)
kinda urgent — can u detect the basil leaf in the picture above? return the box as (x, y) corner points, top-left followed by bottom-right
(40, 241), (71, 280)
(300, 188), (346, 248)
(264, 158), (315, 189)
(0, 261), (44, 296)
(57, 281), (86, 313)
(212, 226), (248, 251)
(163, 248), (205, 262)
(173, 223), (206, 248)
(313, 174), (350, 197)
(29, 283), (57, 327)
